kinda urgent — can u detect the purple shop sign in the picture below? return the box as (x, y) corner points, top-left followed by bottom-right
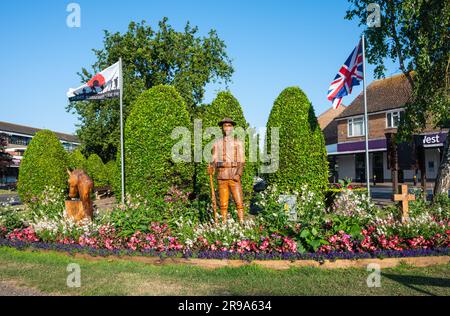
(337, 132), (448, 153)
(337, 139), (387, 153)
(420, 132), (447, 147)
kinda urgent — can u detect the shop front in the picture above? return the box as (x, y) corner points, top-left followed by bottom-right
(329, 132), (447, 184)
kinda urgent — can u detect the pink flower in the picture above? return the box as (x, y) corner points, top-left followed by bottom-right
(259, 240), (269, 251)
(105, 239), (114, 250)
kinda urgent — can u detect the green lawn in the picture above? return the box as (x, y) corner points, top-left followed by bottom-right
(0, 190), (13, 196)
(0, 247), (449, 296)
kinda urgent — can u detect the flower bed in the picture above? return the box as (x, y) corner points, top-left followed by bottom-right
(0, 185), (449, 261)
(1, 238), (449, 262)
(1, 217), (449, 260)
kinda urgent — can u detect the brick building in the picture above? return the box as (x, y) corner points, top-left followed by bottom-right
(318, 104), (347, 182)
(321, 73), (448, 183)
(0, 121), (80, 185)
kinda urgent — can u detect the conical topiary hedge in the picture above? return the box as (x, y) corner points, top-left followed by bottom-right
(119, 85), (194, 204)
(264, 86), (328, 196)
(18, 130), (69, 203)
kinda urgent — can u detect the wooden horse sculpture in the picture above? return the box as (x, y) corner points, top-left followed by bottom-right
(66, 169), (94, 221)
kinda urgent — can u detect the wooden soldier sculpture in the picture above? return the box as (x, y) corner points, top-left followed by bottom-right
(208, 118), (246, 224)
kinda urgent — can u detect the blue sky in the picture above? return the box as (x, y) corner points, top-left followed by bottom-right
(0, 0), (399, 135)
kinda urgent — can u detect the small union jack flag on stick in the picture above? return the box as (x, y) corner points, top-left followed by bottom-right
(327, 39), (364, 109)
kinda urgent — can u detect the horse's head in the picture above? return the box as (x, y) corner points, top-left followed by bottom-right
(67, 169), (79, 198)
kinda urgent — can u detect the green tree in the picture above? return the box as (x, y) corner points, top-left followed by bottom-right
(18, 130), (69, 203)
(68, 149), (87, 171)
(196, 91), (256, 205)
(67, 18), (234, 162)
(345, 0), (450, 196)
(120, 85), (193, 204)
(264, 87), (328, 196)
(86, 154), (108, 187)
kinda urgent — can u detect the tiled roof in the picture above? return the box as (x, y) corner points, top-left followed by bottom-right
(0, 121), (79, 144)
(337, 73), (412, 119)
(318, 105), (347, 145)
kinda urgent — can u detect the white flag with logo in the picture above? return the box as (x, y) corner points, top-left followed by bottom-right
(67, 61), (121, 102)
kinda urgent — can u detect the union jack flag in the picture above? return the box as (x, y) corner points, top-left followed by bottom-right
(327, 39), (364, 109)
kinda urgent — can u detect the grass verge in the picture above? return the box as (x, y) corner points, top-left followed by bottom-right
(0, 247), (449, 296)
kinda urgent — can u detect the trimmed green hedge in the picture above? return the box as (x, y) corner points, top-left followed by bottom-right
(110, 160), (122, 197)
(86, 154), (108, 187)
(265, 87), (328, 196)
(104, 160), (117, 187)
(195, 92), (256, 206)
(68, 149), (87, 171)
(18, 130), (69, 203)
(119, 85), (194, 204)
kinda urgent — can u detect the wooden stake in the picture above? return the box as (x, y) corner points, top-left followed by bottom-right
(209, 172), (218, 224)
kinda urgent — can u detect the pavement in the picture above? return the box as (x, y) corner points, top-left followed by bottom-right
(0, 281), (47, 296)
(0, 194), (21, 205)
(370, 186), (433, 199)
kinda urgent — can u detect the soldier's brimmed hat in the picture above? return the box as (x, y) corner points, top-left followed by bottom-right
(218, 117), (236, 127)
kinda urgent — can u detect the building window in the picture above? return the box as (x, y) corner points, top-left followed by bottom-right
(8, 135), (31, 146)
(386, 110), (404, 128)
(62, 142), (79, 152)
(348, 117), (365, 137)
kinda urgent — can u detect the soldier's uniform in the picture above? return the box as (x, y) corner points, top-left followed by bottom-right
(209, 118), (245, 223)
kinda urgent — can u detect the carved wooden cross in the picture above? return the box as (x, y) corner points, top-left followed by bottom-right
(393, 184), (415, 222)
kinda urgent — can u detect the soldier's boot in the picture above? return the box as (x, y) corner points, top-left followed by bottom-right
(237, 207), (244, 224)
(218, 180), (230, 224)
(220, 208), (228, 224)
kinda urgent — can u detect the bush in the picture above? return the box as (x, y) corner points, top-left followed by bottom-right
(432, 194), (450, 219)
(109, 160), (123, 197)
(195, 91), (256, 207)
(409, 189), (450, 221)
(86, 154), (108, 187)
(175, 217), (261, 249)
(27, 185), (66, 220)
(162, 186), (201, 229)
(18, 130), (69, 203)
(104, 160), (117, 187)
(108, 189), (202, 236)
(0, 207), (26, 231)
(120, 85), (194, 204)
(264, 87), (328, 197)
(68, 149), (87, 171)
(331, 189), (376, 221)
(254, 184), (326, 235)
(325, 187), (368, 208)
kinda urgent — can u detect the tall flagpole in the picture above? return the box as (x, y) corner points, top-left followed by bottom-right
(119, 57), (125, 205)
(362, 35), (371, 196)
